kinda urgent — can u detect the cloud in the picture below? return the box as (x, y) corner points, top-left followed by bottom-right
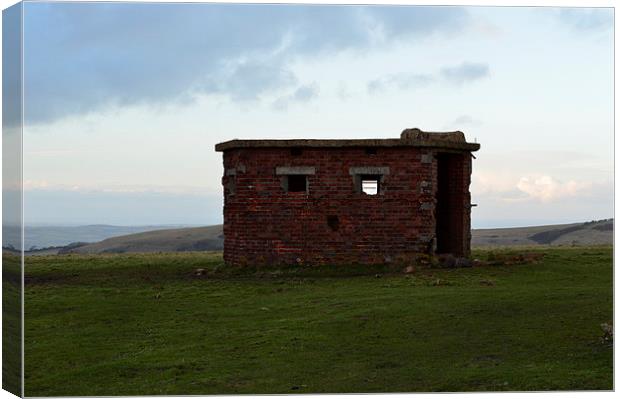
(23, 3), (469, 125)
(272, 83), (319, 111)
(472, 181), (612, 229)
(22, 181), (212, 196)
(440, 62), (489, 85)
(367, 73), (435, 94)
(516, 175), (591, 203)
(472, 171), (520, 197)
(367, 61), (488, 94)
(336, 82), (352, 101)
(451, 115), (481, 126)
(555, 8), (613, 32)
(362, 5), (468, 39)
(471, 171), (611, 228)
(202, 59), (298, 102)
(23, 180), (52, 190)
(473, 172), (593, 203)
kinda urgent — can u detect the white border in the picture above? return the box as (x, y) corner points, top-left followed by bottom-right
(0, 1), (616, 399)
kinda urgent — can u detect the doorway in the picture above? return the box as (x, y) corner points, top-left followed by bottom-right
(435, 153), (465, 255)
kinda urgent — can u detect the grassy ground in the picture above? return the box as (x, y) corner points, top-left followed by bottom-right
(24, 247), (612, 395)
(3, 253), (22, 396)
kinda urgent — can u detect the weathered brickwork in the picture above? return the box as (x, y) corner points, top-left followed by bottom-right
(216, 129), (479, 266)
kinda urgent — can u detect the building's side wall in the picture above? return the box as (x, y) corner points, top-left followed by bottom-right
(462, 154), (473, 256)
(221, 146), (472, 266)
(433, 152), (473, 257)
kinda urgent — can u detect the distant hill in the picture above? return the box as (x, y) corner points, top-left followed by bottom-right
(471, 219), (613, 247)
(3, 224), (192, 250)
(53, 219), (613, 255)
(63, 225), (224, 254)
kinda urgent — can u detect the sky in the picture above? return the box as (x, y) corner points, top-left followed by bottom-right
(11, 2), (614, 227)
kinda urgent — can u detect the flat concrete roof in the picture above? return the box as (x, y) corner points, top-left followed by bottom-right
(215, 128), (481, 152)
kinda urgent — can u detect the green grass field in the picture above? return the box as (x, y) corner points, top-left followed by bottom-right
(24, 247), (612, 395)
(3, 253), (22, 396)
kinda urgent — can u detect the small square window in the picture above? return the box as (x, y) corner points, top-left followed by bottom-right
(287, 175), (307, 192)
(360, 174), (380, 195)
(365, 147), (377, 155)
(290, 148), (303, 156)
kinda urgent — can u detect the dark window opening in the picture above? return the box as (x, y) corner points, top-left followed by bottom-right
(327, 215), (339, 231)
(435, 153), (465, 256)
(365, 147), (377, 155)
(360, 174), (381, 195)
(287, 175), (307, 192)
(290, 147), (303, 156)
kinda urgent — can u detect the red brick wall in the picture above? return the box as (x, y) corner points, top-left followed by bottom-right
(221, 146), (472, 266)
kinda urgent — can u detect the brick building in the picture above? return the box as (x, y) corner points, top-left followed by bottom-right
(215, 128), (480, 266)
